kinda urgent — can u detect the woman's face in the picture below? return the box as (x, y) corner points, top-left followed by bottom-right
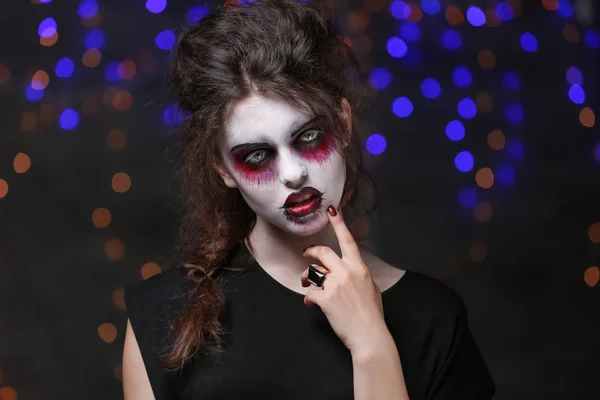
(215, 94), (349, 236)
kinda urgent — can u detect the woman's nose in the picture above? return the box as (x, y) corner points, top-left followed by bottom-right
(278, 152), (308, 188)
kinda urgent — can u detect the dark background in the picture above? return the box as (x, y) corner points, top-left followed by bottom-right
(0, 0), (598, 399)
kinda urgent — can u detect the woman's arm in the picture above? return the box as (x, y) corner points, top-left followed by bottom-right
(351, 330), (410, 400)
(122, 318), (156, 400)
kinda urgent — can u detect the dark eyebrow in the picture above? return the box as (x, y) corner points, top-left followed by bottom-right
(229, 116), (319, 153)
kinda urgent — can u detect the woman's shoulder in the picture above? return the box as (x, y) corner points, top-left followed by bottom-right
(124, 266), (195, 321)
(386, 269), (468, 319)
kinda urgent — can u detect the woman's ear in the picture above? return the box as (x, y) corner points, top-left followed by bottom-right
(213, 161), (238, 189)
(340, 96), (352, 148)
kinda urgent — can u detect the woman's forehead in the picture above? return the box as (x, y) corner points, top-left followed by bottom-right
(223, 94), (313, 143)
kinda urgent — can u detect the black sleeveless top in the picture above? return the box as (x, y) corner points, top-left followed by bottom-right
(125, 242), (496, 399)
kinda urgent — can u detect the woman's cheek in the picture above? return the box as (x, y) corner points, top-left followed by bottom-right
(232, 161), (276, 185)
(298, 132), (338, 163)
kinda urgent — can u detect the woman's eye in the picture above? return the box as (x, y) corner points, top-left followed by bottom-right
(297, 129), (321, 144)
(245, 149), (269, 165)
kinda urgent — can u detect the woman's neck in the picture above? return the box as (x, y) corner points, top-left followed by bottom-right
(245, 214), (343, 274)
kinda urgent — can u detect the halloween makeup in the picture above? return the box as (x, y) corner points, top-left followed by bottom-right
(217, 94), (347, 236)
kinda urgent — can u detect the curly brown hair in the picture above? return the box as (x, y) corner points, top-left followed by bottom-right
(164, 0), (378, 370)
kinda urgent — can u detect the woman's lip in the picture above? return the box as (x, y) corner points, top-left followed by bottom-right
(284, 188), (322, 207)
(284, 197), (322, 216)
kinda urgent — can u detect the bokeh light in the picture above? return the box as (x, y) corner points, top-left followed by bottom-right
(566, 66), (582, 85)
(520, 32), (539, 52)
(476, 168), (494, 189)
(466, 6), (486, 26)
(392, 97), (413, 118)
(85, 29), (105, 49)
(458, 97), (477, 119)
(584, 266), (600, 287)
(455, 150), (474, 172)
(506, 103), (524, 124)
(13, 153), (32, 174)
(568, 84), (585, 104)
(496, 163), (516, 185)
(420, 77), (441, 99)
(579, 107), (595, 128)
(387, 37), (408, 58)
(55, 57), (74, 78)
(187, 5), (209, 23)
(445, 120), (465, 141)
(442, 29), (462, 50)
(112, 172), (132, 193)
(502, 70), (521, 90)
(141, 262), (162, 279)
(366, 133), (387, 155)
(399, 22), (421, 42)
(92, 208), (112, 228)
(146, 0), (166, 14)
(421, 0), (441, 15)
(370, 67), (392, 89)
(78, 0), (98, 19)
(507, 138), (525, 159)
(584, 30), (600, 49)
(488, 129), (506, 150)
(458, 187), (477, 208)
(390, 1), (411, 20)
(59, 108), (79, 130)
(557, 0), (574, 18)
(495, 1), (514, 21)
(155, 30), (176, 50)
(452, 66), (472, 87)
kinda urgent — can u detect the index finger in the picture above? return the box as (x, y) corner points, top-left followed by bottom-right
(326, 205), (361, 262)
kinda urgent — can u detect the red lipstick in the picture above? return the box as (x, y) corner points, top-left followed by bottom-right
(283, 187), (323, 218)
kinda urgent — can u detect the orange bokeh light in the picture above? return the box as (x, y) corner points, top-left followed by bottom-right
(589, 223), (600, 244)
(445, 6), (464, 26)
(105, 239), (126, 261)
(542, 0), (559, 10)
(469, 242), (488, 263)
(112, 172), (132, 193)
(0, 179), (8, 198)
(476, 92), (494, 112)
(112, 289), (126, 310)
(98, 323), (118, 343)
(40, 31), (58, 47)
(0, 64), (10, 84)
(579, 107), (595, 127)
(407, 4), (423, 23)
(474, 202), (493, 223)
(92, 208), (112, 228)
(107, 129), (127, 151)
(118, 59), (137, 80)
(113, 90), (133, 111)
(563, 24), (579, 43)
(488, 129), (505, 150)
(20, 111), (37, 132)
(82, 48), (102, 68)
(40, 103), (59, 124)
(141, 262), (162, 280)
(476, 168), (494, 189)
(14, 153), (31, 174)
(584, 266), (599, 287)
(478, 49), (496, 69)
(31, 70), (49, 90)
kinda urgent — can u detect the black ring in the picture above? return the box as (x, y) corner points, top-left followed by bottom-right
(308, 264), (328, 287)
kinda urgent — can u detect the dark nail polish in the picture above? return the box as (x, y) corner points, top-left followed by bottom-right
(327, 206), (337, 217)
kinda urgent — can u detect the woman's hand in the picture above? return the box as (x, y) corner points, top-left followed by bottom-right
(300, 205), (390, 355)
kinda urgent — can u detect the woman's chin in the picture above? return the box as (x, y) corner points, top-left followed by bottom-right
(279, 209), (329, 236)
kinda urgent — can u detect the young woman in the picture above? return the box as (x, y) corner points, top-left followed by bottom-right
(122, 1), (496, 399)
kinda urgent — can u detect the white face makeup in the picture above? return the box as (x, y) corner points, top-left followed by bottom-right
(216, 94), (347, 236)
